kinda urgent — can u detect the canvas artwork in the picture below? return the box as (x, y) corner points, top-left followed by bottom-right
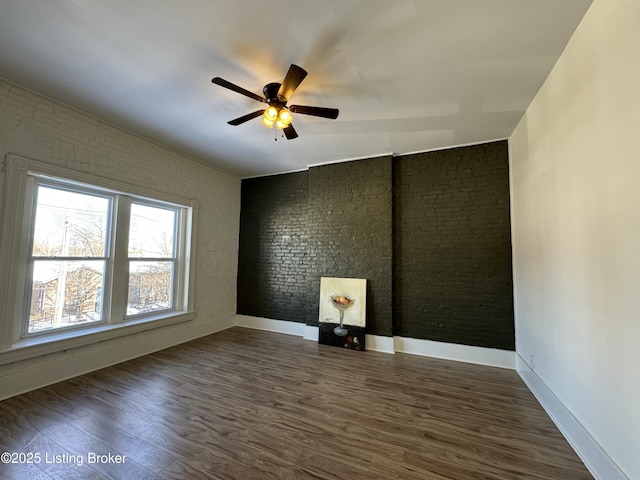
(318, 277), (367, 351)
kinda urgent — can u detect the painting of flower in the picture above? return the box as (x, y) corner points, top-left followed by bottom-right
(319, 277), (366, 351)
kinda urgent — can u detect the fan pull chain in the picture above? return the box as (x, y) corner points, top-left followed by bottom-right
(273, 123), (284, 141)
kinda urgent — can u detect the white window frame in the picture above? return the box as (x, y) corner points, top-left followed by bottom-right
(24, 178), (115, 337)
(0, 154), (198, 365)
(125, 199), (182, 319)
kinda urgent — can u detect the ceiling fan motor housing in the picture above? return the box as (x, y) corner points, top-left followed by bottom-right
(263, 82), (286, 106)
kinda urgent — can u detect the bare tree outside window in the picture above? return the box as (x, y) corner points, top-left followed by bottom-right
(29, 186), (109, 332)
(126, 203), (176, 316)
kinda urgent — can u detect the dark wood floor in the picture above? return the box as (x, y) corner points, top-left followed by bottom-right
(0, 327), (592, 479)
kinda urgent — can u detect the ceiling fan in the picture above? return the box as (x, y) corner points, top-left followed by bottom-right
(212, 64), (339, 140)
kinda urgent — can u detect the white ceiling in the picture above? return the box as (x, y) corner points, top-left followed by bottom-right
(0, 0), (591, 178)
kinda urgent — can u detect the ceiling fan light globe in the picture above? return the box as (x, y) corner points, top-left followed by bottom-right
(262, 117), (275, 128)
(264, 106), (278, 121)
(278, 109), (293, 126)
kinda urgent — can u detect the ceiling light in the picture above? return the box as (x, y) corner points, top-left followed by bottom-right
(261, 106), (278, 128)
(262, 106), (293, 130)
(278, 108), (292, 126)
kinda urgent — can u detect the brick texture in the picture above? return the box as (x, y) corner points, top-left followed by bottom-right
(0, 78), (241, 324)
(393, 141), (514, 349)
(237, 157), (394, 335)
(237, 142), (514, 350)
(308, 157), (393, 335)
(237, 172), (314, 323)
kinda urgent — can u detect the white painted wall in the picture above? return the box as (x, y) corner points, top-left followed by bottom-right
(509, 0), (639, 478)
(0, 79), (240, 398)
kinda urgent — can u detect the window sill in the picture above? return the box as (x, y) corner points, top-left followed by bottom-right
(0, 311), (195, 367)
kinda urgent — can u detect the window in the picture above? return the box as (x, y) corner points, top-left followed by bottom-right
(28, 184), (110, 334)
(0, 154), (197, 361)
(127, 202), (177, 316)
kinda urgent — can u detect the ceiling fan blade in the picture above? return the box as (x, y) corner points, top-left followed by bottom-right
(283, 124), (298, 140)
(212, 77), (266, 103)
(289, 105), (339, 119)
(228, 110), (266, 126)
(277, 64), (308, 101)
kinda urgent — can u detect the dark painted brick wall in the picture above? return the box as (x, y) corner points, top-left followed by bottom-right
(237, 171), (314, 323)
(393, 141), (515, 349)
(237, 141), (514, 350)
(237, 157), (393, 334)
(307, 156), (393, 335)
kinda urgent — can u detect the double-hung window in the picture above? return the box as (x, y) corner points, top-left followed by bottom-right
(28, 182), (111, 334)
(0, 154), (196, 362)
(127, 202), (179, 317)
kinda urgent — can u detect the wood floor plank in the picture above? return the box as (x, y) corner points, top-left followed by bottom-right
(68, 413), (177, 474)
(25, 432), (109, 480)
(0, 461), (54, 480)
(0, 327), (593, 479)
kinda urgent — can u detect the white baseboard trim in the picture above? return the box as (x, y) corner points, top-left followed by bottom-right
(366, 334), (395, 354)
(235, 315), (309, 336)
(234, 315), (515, 368)
(0, 315), (235, 401)
(302, 324), (318, 341)
(394, 336), (515, 369)
(516, 355), (629, 480)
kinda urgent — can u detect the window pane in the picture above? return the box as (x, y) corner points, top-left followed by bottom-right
(127, 261), (173, 315)
(33, 186), (110, 257)
(128, 204), (175, 258)
(29, 260), (104, 333)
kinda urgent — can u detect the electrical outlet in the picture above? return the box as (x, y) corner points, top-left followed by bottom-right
(529, 354), (535, 369)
